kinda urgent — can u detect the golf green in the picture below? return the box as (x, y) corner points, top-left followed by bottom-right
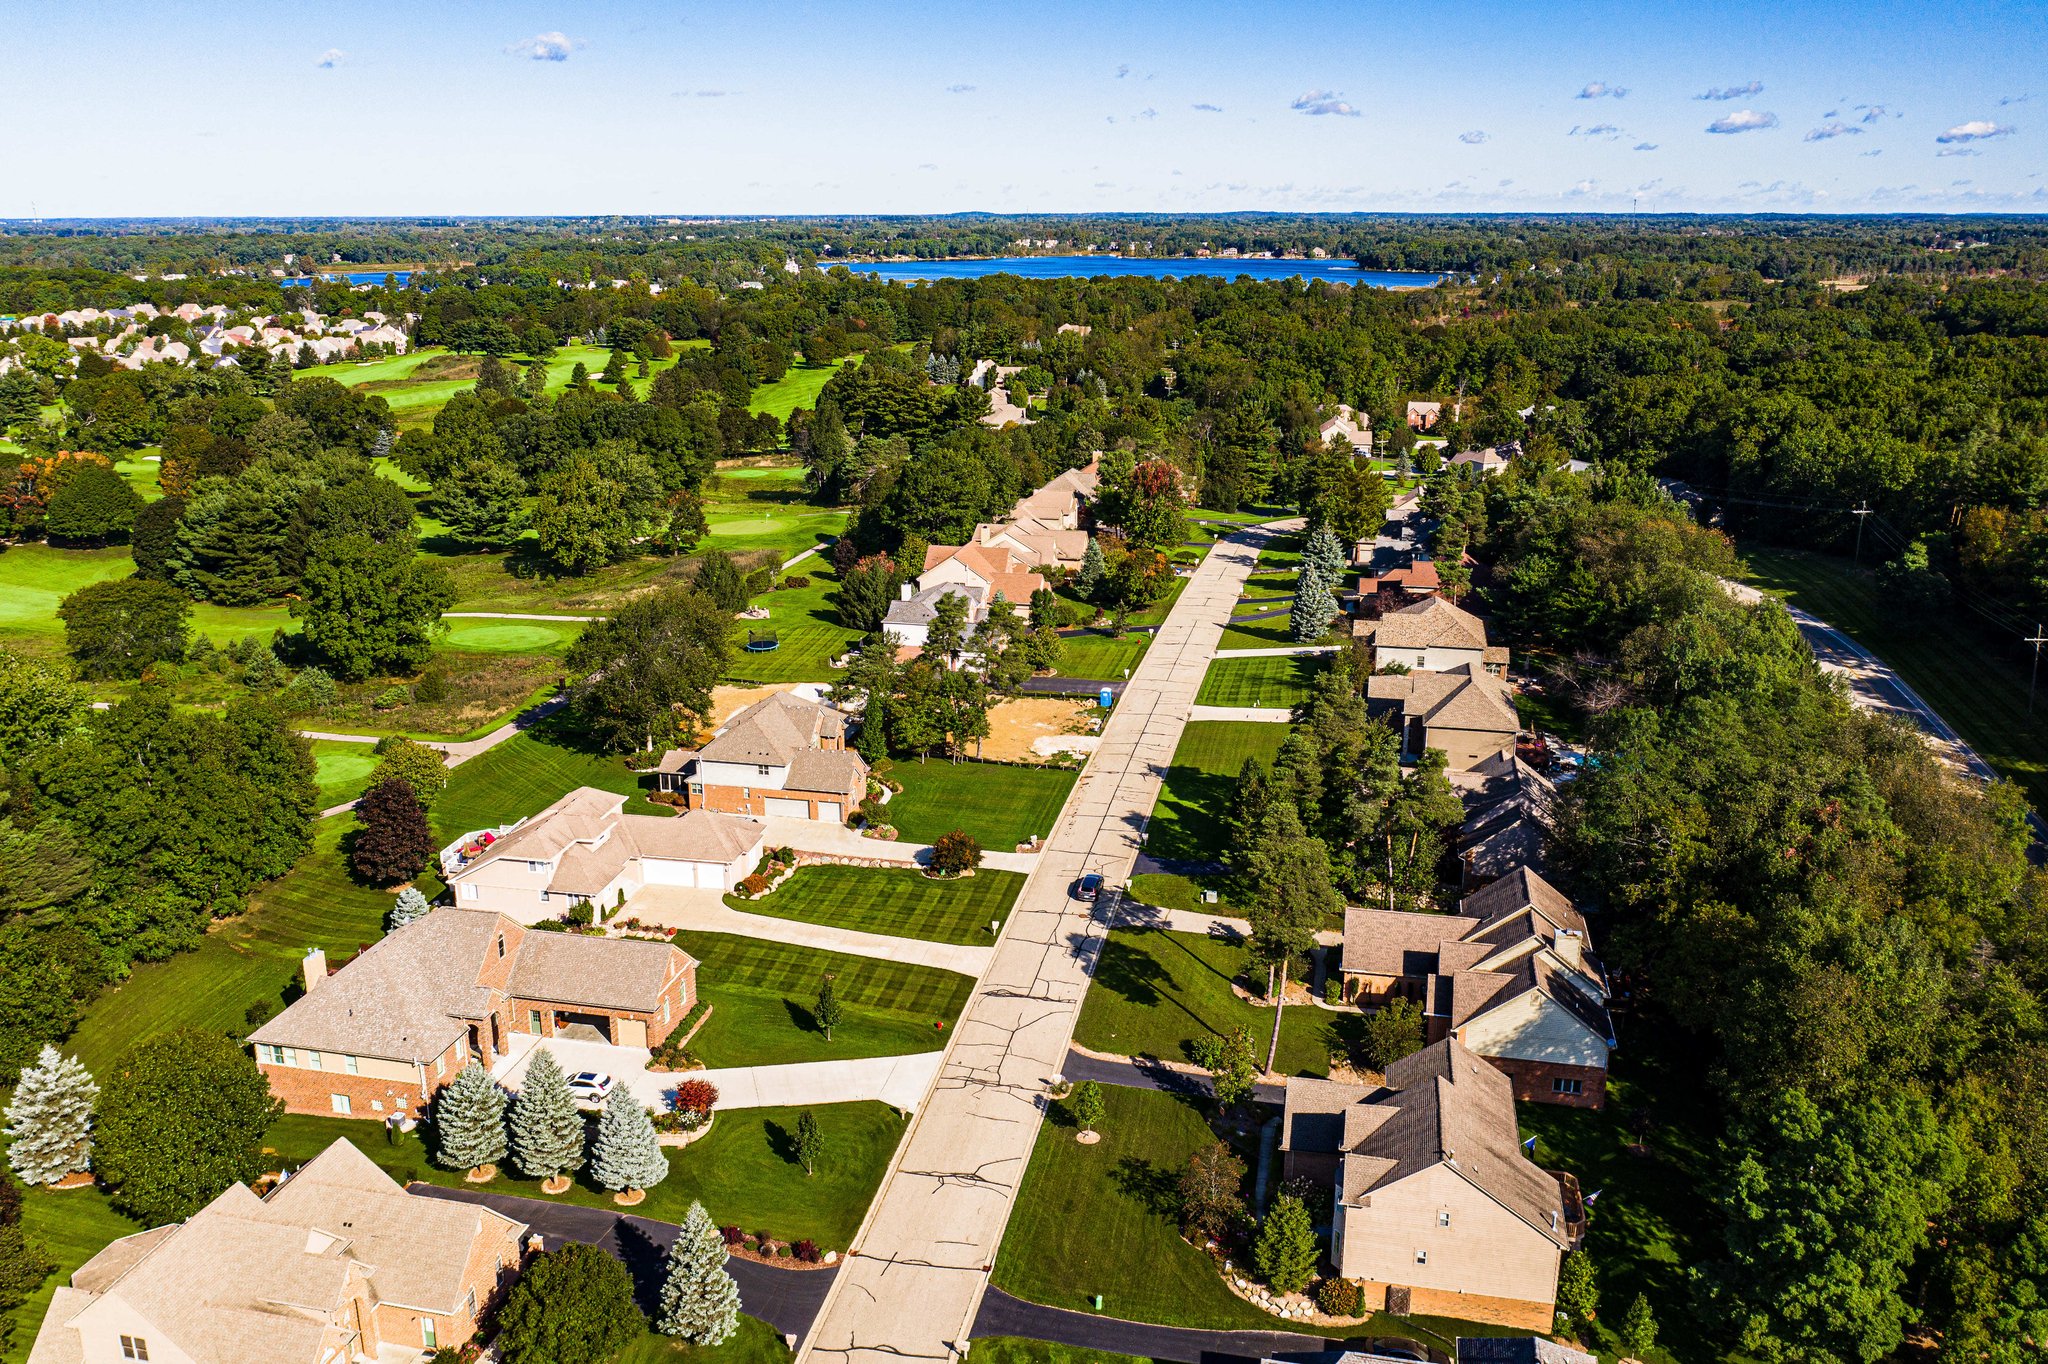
(438, 621), (580, 653)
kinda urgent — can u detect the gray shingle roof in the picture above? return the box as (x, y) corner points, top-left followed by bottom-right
(700, 692), (848, 767)
(508, 931), (690, 1012)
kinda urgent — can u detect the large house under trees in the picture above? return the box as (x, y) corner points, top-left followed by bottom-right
(26, 1138), (525, 1364)
(1279, 1039), (1578, 1331)
(253, 908), (697, 1118)
(966, 454), (1102, 570)
(653, 691), (868, 822)
(1355, 596), (1509, 675)
(1365, 663), (1521, 771)
(883, 543), (1048, 658)
(1339, 866), (1614, 1108)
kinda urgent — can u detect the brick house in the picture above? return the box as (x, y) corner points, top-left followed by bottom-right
(26, 1138), (525, 1364)
(1279, 1039), (1577, 1331)
(652, 691), (868, 823)
(250, 909), (697, 1120)
(1338, 867), (1614, 1108)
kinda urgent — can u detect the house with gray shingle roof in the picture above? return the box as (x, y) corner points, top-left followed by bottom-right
(1356, 596), (1509, 675)
(1280, 1038), (1575, 1332)
(25, 1138), (526, 1364)
(251, 907), (697, 1119)
(1365, 662), (1521, 771)
(653, 691), (867, 823)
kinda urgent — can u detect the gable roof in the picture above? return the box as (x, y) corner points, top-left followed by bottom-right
(1459, 865), (1582, 935)
(507, 931), (686, 1012)
(700, 691), (846, 767)
(1367, 665), (1519, 736)
(1373, 596), (1491, 652)
(1457, 1338), (1597, 1364)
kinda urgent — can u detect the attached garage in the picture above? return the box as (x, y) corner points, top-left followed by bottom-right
(765, 796), (812, 819)
(816, 801), (842, 822)
(627, 808), (765, 897)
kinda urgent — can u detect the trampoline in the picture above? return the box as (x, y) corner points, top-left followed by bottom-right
(744, 631), (781, 652)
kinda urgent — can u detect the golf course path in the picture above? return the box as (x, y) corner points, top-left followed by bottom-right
(796, 519), (1300, 1364)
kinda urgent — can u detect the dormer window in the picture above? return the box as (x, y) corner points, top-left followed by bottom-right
(121, 1338), (150, 1361)
(757, 764), (772, 776)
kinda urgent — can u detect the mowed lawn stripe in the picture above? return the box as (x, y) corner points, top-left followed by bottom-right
(886, 761), (1078, 849)
(1146, 721), (1292, 863)
(1194, 654), (1330, 708)
(729, 865), (1024, 945)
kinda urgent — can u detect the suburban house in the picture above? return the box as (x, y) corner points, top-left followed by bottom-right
(442, 786), (764, 912)
(1354, 560), (1441, 615)
(1458, 754), (1555, 890)
(1279, 1038), (1577, 1330)
(883, 542), (1048, 657)
(1406, 400), (1443, 431)
(252, 908), (698, 1119)
(1338, 866), (1614, 1108)
(1450, 444), (1516, 477)
(1354, 596), (1509, 675)
(653, 691), (868, 822)
(1319, 404), (1372, 450)
(962, 456), (1102, 570)
(1457, 1340), (1596, 1364)
(25, 1138), (526, 1364)
(1366, 663), (1521, 771)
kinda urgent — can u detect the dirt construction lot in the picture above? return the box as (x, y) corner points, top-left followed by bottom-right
(979, 697), (1094, 763)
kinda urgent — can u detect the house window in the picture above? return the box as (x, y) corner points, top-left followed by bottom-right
(1415, 1249), (1429, 1265)
(529, 1010), (543, 1032)
(256, 1044), (282, 1065)
(330, 1093), (352, 1116)
(1438, 1210), (1452, 1228)
(1553, 1077), (1584, 1096)
(689, 782), (703, 796)
(279, 1047), (298, 1068)
(463, 1289), (477, 1320)
(461, 882), (479, 901)
(420, 1318), (438, 1349)
(344, 1055), (359, 1075)
(661, 1000), (670, 1024)
(120, 1336), (149, 1360)
(756, 764), (772, 776)
(497, 934), (507, 958)
(435, 1056), (446, 1078)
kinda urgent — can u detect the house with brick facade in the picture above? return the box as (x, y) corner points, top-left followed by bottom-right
(1365, 663), (1521, 772)
(443, 786), (765, 913)
(1338, 867), (1613, 1108)
(25, 1138), (525, 1364)
(652, 691), (867, 823)
(251, 909), (697, 1120)
(1279, 1038), (1576, 1331)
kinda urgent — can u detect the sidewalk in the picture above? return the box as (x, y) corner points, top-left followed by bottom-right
(624, 885), (995, 977)
(1210, 644), (1340, 658)
(1187, 705), (1294, 723)
(493, 1032), (946, 1114)
(760, 816), (1043, 873)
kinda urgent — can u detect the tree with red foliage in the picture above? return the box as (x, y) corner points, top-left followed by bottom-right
(350, 778), (435, 887)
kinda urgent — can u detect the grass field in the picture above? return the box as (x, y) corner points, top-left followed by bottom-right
(993, 1084), (1340, 1336)
(310, 739), (380, 809)
(1052, 631), (1153, 681)
(0, 544), (136, 640)
(721, 572), (865, 684)
(1193, 655), (1330, 708)
(435, 618), (583, 654)
(886, 760), (1078, 849)
(968, 1340), (1155, 1364)
(1215, 611), (1339, 652)
(672, 932), (973, 1067)
(621, 1315), (791, 1364)
(1073, 928), (1341, 1077)
(1, 1187), (143, 1364)
(432, 727), (659, 843)
(1145, 722), (1292, 863)
(729, 865), (1025, 945)
(748, 358), (856, 421)
(269, 1100), (903, 1249)
(700, 503), (845, 563)
(1741, 545), (2048, 812)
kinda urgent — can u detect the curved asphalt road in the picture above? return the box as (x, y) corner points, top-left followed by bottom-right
(973, 1289), (1449, 1364)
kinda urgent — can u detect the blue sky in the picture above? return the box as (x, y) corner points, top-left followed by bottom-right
(11, 0), (2045, 217)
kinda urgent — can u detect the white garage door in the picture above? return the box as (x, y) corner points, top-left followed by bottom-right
(642, 858), (695, 886)
(765, 797), (812, 819)
(693, 862), (726, 891)
(816, 801), (842, 823)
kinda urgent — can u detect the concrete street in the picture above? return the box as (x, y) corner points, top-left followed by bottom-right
(796, 521), (1298, 1364)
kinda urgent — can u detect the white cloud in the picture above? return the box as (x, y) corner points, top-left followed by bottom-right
(945, 83), (976, 94)
(505, 31), (580, 61)
(1458, 130), (1488, 144)
(1291, 89), (1361, 117)
(1577, 81), (1628, 100)
(1937, 147), (1982, 158)
(315, 48), (344, 68)
(1858, 104), (1899, 123)
(1936, 120), (2015, 143)
(1192, 102), (1223, 113)
(1568, 179), (1598, 196)
(1634, 142), (1659, 151)
(1804, 122), (1861, 141)
(1697, 80), (1763, 101)
(1706, 109), (1779, 134)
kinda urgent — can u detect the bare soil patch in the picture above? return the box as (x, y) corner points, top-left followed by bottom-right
(980, 697), (1092, 763)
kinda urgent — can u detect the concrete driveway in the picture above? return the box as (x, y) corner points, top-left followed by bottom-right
(492, 1032), (946, 1114)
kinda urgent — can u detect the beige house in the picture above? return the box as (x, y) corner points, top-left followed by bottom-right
(26, 1139), (526, 1364)
(1318, 404), (1372, 450)
(1365, 663), (1521, 771)
(251, 908), (698, 1119)
(1339, 867), (1614, 1108)
(442, 786), (764, 914)
(883, 543), (1049, 660)
(654, 692), (866, 822)
(1280, 1038), (1576, 1331)
(1356, 597), (1509, 674)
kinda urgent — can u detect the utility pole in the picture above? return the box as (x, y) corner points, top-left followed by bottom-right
(2029, 624), (2048, 718)
(1850, 501), (1872, 564)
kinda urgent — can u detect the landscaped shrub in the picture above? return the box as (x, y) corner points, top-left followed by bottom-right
(650, 789), (686, 807)
(930, 831), (982, 876)
(1315, 1277), (1362, 1317)
(672, 1079), (718, 1127)
(720, 1225), (744, 1245)
(413, 668), (451, 703)
(792, 1239), (821, 1263)
(734, 873), (770, 899)
(781, 574), (811, 589)
(372, 684), (411, 710)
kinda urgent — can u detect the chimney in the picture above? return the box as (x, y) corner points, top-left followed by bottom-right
(1554, 929), (1583, 969)
(900, 582), (914, 601)
(301, 948), (327, 993)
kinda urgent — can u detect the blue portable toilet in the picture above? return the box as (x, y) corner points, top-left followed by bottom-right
(1099, 687), (1114, 709)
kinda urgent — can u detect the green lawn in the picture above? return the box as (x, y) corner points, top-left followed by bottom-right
(269, 1101), (903, 1250)
(968, 1340), (1156, 1364)
(1052, 631), (1153, 681)
(2, 1186), (143, 1364)
(621, 1315), (791, 1364)
(1741, 545), (2048, 812)
(886, 760), (1078, 849)
(700, 503), (846, 564)
(63, 820), (395, 1078)
(1073, 928), (1339, 1077)
(1145, 722), (1291, 864)
(1193, 655), (1330, 708)
(722, 573), (865, 685)
(1126, 871), (1238, 915)
(672, 932), (972, 1067)
(310, 740), (380, 810)
(436, 618), (583, 654)
(432, 727), (661, 844)
(0, 544), (135, 639)
(729, 865), (1024, 945)
(748, 358), (856, 421)
(991, 1084), (1321, 1334)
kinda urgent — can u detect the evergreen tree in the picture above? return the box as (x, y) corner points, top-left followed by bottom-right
(1074, 537), (1108, 600)
(1253, 1193), (1319, 1294)
(1305, 525), (1347, 581)
(4, 1046), (97, 1186)
(432, 456), (526, 549)
(692, 550), (750, 612)
(654, 1200), (741, 1344)
(1289, 561), (1333, 644)
(433, 1061), (508, 1174)
(1070, 1080), (1105, 1136)
(794, 1109), (825, 1176)
(1620, 1292), (1658, 1357)
(351, 778), (436, 887)
(508, 1048), (587, 1181)
(387, 885), (431, 930)
(816, 977), (844, 1041)
(589, 1086), (668, 1192)
(599, 351), (627, 386)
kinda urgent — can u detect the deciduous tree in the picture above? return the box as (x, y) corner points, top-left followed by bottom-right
(351, 778), (436, 887)
(58, 578), (190, 680)
(95, 1029), (280, 1224)
(496, 1243), (640, 1364)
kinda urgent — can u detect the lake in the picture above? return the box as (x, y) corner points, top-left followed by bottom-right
(282, 270), (414, 287)
(823, 255), (1442, 287)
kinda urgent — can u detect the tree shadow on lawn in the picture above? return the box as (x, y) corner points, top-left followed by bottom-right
(780, 997), (821, 1035)
(1150, 767), (1235, 861)
(1091, 932), (1175, 1010)
(761, 1118), (803, 1168)
(1109, 1157), (1181, 1219)
(612, 1217), (675, 1317)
